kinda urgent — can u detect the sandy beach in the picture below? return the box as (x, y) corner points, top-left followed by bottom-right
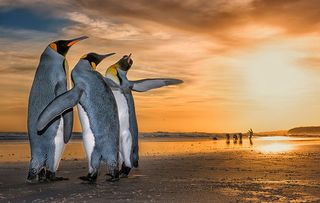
(0, 135), (320, 202)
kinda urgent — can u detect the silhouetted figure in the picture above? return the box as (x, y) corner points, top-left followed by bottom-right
(233, 134), (238, 144)
(226, 133), (230, 144)
(248, 129), (253, 145)
(233, 134), (238, 140)
(248, 128), (253, 140)
(239, 133), (243, 144)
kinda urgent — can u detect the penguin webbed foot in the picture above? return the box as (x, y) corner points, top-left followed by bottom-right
(119, 163), (131, 178)
(133, 160), (139, 168)
(46, 171), (69, 182)
(26, 169), (41, 184)
(79, 173), (97, 183)
(106, 170), (120, 182)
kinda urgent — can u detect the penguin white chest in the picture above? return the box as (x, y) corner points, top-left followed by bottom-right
(112, 90), (132, 167)
(53, 118), (65, 171)
(77, 104), (95, 172)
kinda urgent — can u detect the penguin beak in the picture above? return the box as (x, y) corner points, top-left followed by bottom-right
(102, 53), (116, 59)
(96, 53), (116, 65)
(127, 53), (132, 63)
(67, 36), (89, 47)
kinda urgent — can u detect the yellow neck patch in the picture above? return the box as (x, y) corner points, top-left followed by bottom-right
(49, 43), (57, 51)
(91, 62), (96, 69)
(106, 64), (120, 85)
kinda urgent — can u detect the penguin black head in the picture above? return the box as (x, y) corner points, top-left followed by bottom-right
(49, 36), (88, 56)
(105, 54), (133, 85)
(117, 53), (133, 71)
(81, 52), (116, 69)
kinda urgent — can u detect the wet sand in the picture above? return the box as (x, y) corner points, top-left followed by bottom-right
(0, 136), (320, 202)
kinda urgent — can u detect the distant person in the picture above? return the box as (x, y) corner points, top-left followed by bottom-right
(233, 134), (238, 140)
(226, 133), (230, 144)
(233, 134), (238, 144)
(248, 128), (253, 140)
(226, 133), (230, 140)
(239, 133), (243, 144)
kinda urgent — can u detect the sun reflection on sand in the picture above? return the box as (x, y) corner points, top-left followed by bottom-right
(255, 143), (294, 153)
(1, 136), (320, 162)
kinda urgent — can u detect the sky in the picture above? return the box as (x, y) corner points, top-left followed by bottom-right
(0, 0), (320, 133)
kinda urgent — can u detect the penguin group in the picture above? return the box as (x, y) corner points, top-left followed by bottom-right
(27, 36), (183, 183)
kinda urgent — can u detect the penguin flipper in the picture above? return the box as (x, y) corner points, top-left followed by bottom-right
(62, 109), (73, 143)
(37, 86), (83, 132)
(55, 82), (74, 144)
(131, 78), (183, 92)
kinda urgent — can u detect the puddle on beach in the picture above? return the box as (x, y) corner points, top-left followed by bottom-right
(0, 136), (320, 162)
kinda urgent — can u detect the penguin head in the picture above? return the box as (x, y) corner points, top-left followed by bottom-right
(105, 54), (132, 85)
(117, 53), (133, 71)
(49, 36), (88, 56)
(81, 52), (116, 70)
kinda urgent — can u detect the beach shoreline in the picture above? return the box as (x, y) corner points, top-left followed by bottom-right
(0, 136), (319, 202)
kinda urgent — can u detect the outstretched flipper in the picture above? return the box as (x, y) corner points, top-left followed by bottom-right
(37, 86), (83, 132)
(130, 78), (183, 92)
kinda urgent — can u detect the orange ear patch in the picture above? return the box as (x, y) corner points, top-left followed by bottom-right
(50, 43), (57, 51)
(91, 62), (96, 69)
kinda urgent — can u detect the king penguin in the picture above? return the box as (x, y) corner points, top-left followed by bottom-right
(27, 36), (88, 183)
(104, 54), (183, 177)
(37, 52), (120, 182)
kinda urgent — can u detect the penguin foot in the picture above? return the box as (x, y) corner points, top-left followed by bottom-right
(26, 168), (42, 184)
(38, 168), (47, 182)
(106, 170), (120, 182)
(133, 161), (139, 168)
(79, 173), (97, 183)
(119, 164), (131, 178)
(46, 171), (69, 182)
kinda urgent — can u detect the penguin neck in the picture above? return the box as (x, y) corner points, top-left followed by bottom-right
(76, 59), (94, 71)
(117, 69), (131, 89)
(117, 69), (128, 82)
(106, 66), (120, 85)
(42, 46), (65, 62)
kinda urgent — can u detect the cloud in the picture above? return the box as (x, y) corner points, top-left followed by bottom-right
(1, 0), (320, 132)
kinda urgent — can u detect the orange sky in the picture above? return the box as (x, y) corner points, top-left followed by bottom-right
(1, 0), (320, 133)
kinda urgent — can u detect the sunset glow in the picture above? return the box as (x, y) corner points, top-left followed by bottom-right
(1, 1), (320, 132)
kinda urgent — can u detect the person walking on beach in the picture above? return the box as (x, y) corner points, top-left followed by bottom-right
(248, 128), (253, 140)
